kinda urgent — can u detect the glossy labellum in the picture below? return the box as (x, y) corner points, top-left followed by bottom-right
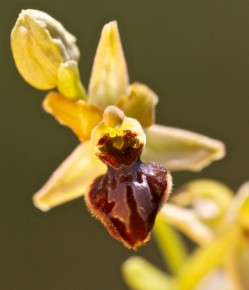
(85, 107), (172, 249)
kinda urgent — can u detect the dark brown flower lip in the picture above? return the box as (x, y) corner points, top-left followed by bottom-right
(85, 157), (171, 249)
(87, 110), (172, 249)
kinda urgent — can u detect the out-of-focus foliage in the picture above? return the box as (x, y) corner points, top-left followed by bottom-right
(122, 180), (249, 290)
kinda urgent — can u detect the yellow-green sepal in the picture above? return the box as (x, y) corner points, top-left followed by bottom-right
(88, 21), (129, 109)
(142, 124), (225, 172)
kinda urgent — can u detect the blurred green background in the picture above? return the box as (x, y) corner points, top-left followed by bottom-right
(1, 0), (249, 289)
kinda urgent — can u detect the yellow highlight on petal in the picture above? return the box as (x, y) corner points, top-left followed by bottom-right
(88, 21), (129, 109)
(43, 92), (103, 141)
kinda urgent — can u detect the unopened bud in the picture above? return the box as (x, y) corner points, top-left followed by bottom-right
(11, 9), (80, 90)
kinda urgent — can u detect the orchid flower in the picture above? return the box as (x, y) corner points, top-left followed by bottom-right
(11, 9), (225, 249)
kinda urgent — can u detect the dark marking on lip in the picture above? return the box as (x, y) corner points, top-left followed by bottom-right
(85, 157), (171, 249)
(85, 129), (171, 249)
(96, 130), (143, 168)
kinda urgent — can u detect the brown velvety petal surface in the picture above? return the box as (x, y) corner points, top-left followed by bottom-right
(85, 158), (171, 249)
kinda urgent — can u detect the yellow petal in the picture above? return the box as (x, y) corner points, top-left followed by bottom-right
(43, 92), (103, 141)
(142, 124), (225, 172)
(117, 82), (158, 127)
(88, 21), (129, 109)
(57, 60), (87, 100)
(33, 141), (106, 211)
(11, 9), (79, 90)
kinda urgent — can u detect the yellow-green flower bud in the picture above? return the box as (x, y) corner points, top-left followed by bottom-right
(11, 9), (80, 90)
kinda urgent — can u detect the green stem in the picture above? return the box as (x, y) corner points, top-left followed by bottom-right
(153, 216), (188, 275)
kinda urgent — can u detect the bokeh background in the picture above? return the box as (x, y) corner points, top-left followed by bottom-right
(1, 0), (249, 289)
